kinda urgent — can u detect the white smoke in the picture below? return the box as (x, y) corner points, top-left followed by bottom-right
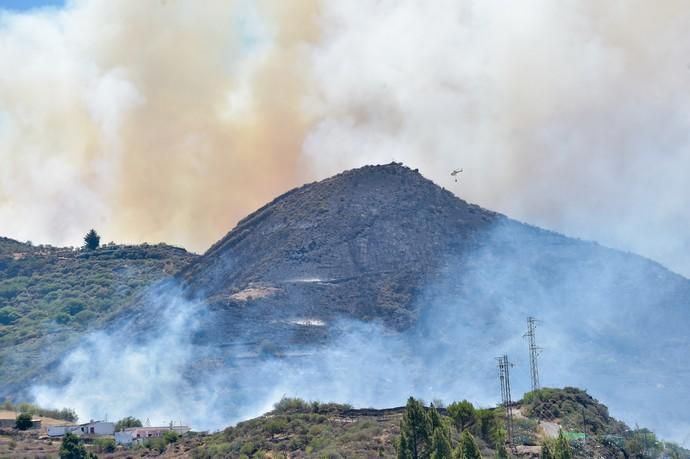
(303, 0), (690, 277)
(1, 1), (690, 276)
(32, 221), (690, 442)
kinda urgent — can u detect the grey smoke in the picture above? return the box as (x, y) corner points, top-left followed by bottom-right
(33, 220), (690, 443)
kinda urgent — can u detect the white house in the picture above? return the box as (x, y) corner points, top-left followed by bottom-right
(47, 420), (114, 437)
(115, 425), (191, 445)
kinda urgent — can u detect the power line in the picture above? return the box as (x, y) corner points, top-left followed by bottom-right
(524, 316), (542, 392)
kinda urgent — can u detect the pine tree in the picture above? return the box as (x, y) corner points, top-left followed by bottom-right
(455, 430), (482, 459)
(430, 426), (453, 459)
(429, 404), (444, 431)
(398, 430), (413, 459)
(398, 397), (432, 459)
(83, 229), (100, 250)
(447, 400), (476, 432)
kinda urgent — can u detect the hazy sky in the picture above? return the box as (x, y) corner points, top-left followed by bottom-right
(1, 1), (689, 278)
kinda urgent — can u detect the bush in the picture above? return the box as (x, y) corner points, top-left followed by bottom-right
(15, 412), (33, 430)
(145, 437), (168, 453)
(163, 430), (179, 444)
(273, 397), (309, 414)
(94, 437), (116, 453)
(59, 432), (95, 459)
(264, 418), (288, 437)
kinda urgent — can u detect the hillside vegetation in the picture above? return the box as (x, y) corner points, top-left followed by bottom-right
(0, 237), (196, 396)
(1, 388), (687, 458)
(188, 389), (690, 459)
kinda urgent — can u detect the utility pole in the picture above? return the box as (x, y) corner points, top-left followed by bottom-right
(496, 354), (515, 449)
(524, 316), (542, 392)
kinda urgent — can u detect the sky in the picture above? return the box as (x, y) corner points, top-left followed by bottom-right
(0, 0), (63, 11)
(0, 0), (689, 281)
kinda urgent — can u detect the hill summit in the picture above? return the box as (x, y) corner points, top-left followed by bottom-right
(181, 162), (502, 329)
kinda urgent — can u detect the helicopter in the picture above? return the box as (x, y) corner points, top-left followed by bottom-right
(451, 168), (463, 182)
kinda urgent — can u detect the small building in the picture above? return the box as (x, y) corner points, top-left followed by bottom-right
(47, 420), (114, 437)
(115, 425), (190, 445)
(0, 417), (41, 429)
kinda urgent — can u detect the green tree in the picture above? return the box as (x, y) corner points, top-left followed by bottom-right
(83, 229), (100, 251)
(398, 397), (432, 459)
(15, 412), (33, 430)
(472, 408), (499, 444)
(115, 416), (143, 431)
(494, 428), (509, 459)
(399, 430), (413, 459)
(429, 404), (444, 431)
(455, 430), (481, 459)
(447, 400), (476, 432)
(59, 432), (96, 459)
(431, 426), (453, 459)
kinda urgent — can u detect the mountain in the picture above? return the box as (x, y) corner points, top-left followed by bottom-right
(1, 163), (689, 443)
(180, 163), (499, 331)
(174, 163), (690, 440)
(179, 162), (689, 347)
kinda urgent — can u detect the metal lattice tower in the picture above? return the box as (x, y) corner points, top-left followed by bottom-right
(524, 316), (542, 392)
(496, 354), (515, 448)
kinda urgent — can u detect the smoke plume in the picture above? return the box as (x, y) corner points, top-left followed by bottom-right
(1, 1), (690, 275)
(33, 220), (690, 442)
(0, 0), (318, 252)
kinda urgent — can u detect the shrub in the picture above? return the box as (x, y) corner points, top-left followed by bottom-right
(15, 412), (33, 430)
(145, 437), (168, 453)
(94, 437), (116, 453)
(59, 432), (95, 459)
(163, 430), (179, 444)
(264, 418), (288, 437)
(273, 397), (309, 414)
(239, 441), (256, 455)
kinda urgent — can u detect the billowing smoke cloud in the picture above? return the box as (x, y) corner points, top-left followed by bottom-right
(303, 1), (690, 277)
(0, 0), (318, 252)
(1, 1), (690, 276)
